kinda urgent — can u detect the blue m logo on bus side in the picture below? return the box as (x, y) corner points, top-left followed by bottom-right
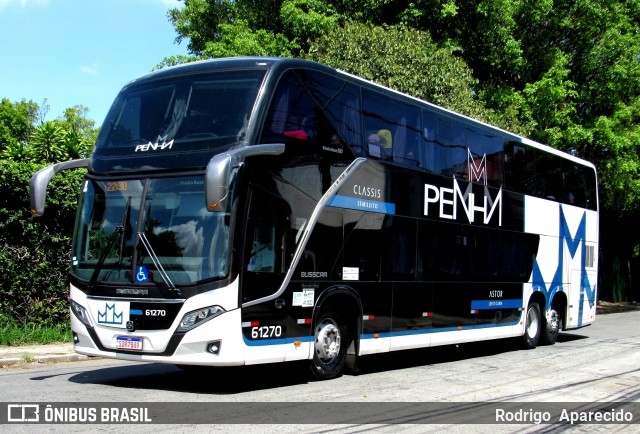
(531, 205), (596, 327)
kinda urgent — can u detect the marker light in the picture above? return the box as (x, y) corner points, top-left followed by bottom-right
(178, 306), (225, 332)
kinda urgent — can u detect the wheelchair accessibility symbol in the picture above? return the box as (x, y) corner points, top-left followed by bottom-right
(136, 266), (149, 283)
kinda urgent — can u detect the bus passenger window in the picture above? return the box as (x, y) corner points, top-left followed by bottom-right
(504, 142), (535, 195)
(367, 133), (385, 159)
(362, 90), (421, 165)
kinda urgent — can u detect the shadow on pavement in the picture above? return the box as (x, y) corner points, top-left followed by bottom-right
(66, 332), (587, 395)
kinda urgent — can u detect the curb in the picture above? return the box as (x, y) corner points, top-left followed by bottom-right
(1, 353), (93, 367)
(596, 304), (640, 315)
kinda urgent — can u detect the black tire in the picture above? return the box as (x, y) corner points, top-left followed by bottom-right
(310, 311), (348, 380)
(540, 306), (561, 345)
(522, 302), (542, 349)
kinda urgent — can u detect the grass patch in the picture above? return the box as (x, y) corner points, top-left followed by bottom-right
(0, 314), (71, 346)
(20, 353), (36, 363)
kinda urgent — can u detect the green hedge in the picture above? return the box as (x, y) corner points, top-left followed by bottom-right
(0, 160), (83, 326)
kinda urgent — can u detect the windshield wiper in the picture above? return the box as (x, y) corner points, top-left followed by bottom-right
(88, 226), (122, 289)
(88, 197), (131, 288)
(137, 232), (180, 294)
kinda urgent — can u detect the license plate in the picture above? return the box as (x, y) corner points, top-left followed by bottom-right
(117, 336), (142, 350)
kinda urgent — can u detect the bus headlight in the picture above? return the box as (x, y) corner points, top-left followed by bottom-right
(71, 300), (93, 327)
(177, 306), (225, 332)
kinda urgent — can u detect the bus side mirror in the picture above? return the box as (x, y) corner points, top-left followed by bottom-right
(205, 144), (285, 212)
(30, 158), (90, 216)
(205, 152), (234, 212)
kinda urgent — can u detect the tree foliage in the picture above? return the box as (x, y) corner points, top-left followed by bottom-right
(1, 102), (97, 163)
(0, 100), (98, 324)
(201, 19), (299, 57)
(0, 160), (83, 325)
(308, 22), (494, 122)
(0, 98), (38, 158)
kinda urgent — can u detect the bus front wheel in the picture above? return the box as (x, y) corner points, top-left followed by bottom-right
(310, 311), (348, 380)
(522, 302), (541, 349)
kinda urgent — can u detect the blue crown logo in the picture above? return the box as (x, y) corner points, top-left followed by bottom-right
(97, 303), (123, 325)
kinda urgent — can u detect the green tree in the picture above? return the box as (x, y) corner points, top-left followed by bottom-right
(29, 121), (66, 163)
(0, 98), (38, 157)
(168, 0), (240, 56)
(201, 19), (298, 57)
(308, 22), (494, 122)
(280, 0), (342, 47)
(166, 0), (341, 60)
(1, 99), (99, 163)
(0, 160), (83, 325)
(58, 105), (98, 159)
(0, 100), (97, 325)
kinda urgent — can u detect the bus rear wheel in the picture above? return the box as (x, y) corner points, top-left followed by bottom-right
(540, 306), (561, 345)
(310, 311), (348, 380)
(522, 302), (541, 349)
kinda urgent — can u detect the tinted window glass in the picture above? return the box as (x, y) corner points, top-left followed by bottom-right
(242, 187), (291, 301)
(260, 71), (315, 143)
(504, 142), (597, 210)
(301, 70), (363, 153)
(95, 70), (264, 156)
(381, 216), (416, 281)
(562, 159), (598, 209)
(465, 126), (504, 188)
(583, 166), (598, 211)
(504, 141), (536, 195)
(418, 220), (461, 279)
(343, 211), (383, 281)
(423, 113), (467, 177)
(259, 70), (350, 162)
(362, 90), (422, 166)
(533, 151), (563, 201)
(295, 207), (344, 280)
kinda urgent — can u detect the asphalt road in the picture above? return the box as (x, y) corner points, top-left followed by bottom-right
(1, 310), (639, 433)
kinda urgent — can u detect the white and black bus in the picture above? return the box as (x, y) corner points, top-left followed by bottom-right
(31, 57), (598, 379)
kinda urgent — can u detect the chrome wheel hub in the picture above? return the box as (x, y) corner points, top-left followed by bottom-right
(315, 320), (341, 362)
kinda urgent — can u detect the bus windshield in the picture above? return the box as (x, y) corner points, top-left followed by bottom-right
(71, 176), (230, 286)
(93, 70), (265, 157)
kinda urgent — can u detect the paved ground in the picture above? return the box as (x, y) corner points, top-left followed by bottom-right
(1, 301), (638, 367)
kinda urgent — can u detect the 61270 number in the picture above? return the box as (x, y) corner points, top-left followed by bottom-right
(251, 325), (283, 339)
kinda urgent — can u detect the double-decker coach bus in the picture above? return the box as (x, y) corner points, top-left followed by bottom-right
(30, 57), (598, 380)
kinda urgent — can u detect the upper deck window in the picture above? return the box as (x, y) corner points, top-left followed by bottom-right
(362, 90), (422, 166)
(94, 70), (265, 158)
